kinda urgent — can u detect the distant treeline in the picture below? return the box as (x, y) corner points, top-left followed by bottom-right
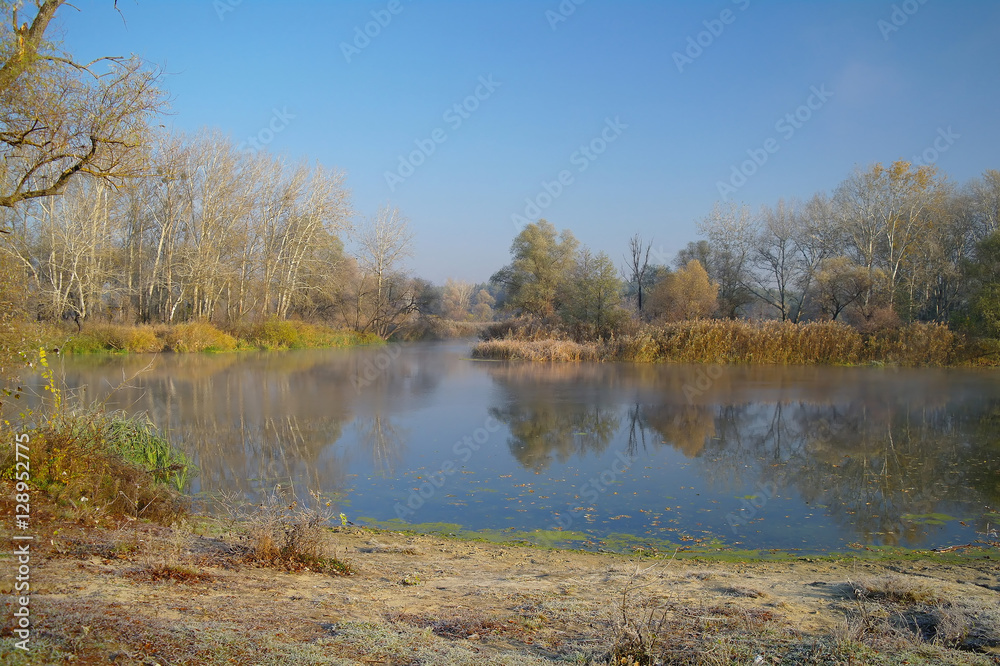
(477, 162), (1000, 363)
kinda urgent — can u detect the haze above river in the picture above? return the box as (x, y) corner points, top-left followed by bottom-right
(39, 341), (1000, 553)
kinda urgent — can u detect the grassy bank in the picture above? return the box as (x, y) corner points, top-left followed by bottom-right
(472, 319), (997, 367)
(50, 320), (382, 354)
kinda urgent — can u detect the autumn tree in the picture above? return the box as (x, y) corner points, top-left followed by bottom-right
(648, 259), (718, 321)
(813, 256), (873, 321)
(563, 248), (624, 332)
(0, 1), (166, 214)
(471, 288), (495, 321)
(490, 219), (578, 318)
(833, 160), (945, 317)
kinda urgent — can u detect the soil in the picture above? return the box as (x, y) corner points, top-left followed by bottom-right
(2, 513), (1000, 665)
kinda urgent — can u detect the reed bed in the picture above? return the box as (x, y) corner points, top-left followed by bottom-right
(472, 337), (601, 362)
(473, 319), (959, 367)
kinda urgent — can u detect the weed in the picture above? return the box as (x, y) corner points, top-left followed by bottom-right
(162, 321), (237, 352)
(850, 574), (944, 606)
(219, 486), (355, 575)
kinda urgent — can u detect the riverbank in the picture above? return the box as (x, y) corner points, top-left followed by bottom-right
(1, 503), (998, 665)
(472, 319), (1000, 367)
(41, 320), (383, 354)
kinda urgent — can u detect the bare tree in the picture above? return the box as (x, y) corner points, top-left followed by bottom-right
(965, 169), (1000, 240)
(789, 194), (839, 320)
(350, 205), (416, 337)
(622, 233), (652, 312)
(440, 278), (475, 320)
(0, 1), (166, 213)
(697, 202), (754, 317)
(746, 200), (800, 321)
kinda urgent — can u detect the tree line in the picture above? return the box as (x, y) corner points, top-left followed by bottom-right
(2, 129), (431, 337)
(2, 1), (493, 341)
(3, 3), (999, 345)
(490, 162), (1000, 340)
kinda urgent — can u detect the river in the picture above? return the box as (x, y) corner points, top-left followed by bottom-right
(34, 340), (1000, 553)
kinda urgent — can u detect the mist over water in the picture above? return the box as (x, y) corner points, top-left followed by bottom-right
(36, 341), (1000, 553)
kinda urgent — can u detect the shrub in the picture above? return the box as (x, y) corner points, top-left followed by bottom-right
(1, 410), (189, 525)
(161, 321), (236, 353)
(220, 487), (354, 575)
(242, 318), (303, 349)
(96, 324), (162, 353)
(230, 319), (382, 350)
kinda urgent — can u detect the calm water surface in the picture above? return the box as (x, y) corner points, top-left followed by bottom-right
(39, 341), (1000, 553)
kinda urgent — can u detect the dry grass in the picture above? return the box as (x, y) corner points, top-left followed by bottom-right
(850, 574), (945, 606)
(475, 319), (961, 366)
(842, 575), (1000, 653)
(216, 486), (355, 575)
(57, 319), (379, 354)
(473, 337), (602, 361)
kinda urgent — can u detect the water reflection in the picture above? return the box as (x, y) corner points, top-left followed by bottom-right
(35, 344), (1000, 551)
(483, 362), (1000, 547)
(355, 415), (405, 477)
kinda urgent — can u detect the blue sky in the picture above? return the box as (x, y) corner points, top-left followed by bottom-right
(60, 1), (1000, 283)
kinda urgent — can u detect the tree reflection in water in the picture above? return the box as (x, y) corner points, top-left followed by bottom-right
(486, 362), (1000, 547)
(37, 346), (1000, 549)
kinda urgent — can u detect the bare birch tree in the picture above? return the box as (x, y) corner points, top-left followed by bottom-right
(351, 205), (415, 337)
